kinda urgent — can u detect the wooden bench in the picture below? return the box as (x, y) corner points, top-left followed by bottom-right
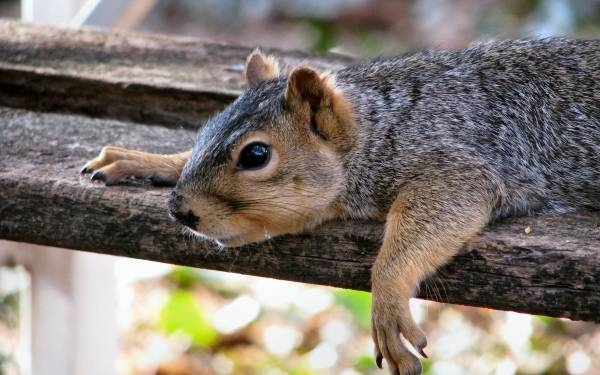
(1, 20), (599, 324)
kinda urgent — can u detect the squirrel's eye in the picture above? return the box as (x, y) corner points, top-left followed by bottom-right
(237, 142), (271, 170)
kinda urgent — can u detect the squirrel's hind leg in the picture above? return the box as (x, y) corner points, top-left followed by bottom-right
(81, 146), (190, 186)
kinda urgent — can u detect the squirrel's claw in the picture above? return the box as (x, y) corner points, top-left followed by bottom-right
(372, 294), (425, 375)
(90, 170), (107, 182)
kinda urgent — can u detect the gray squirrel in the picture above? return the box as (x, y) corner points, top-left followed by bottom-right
(82, 38), (600, 374)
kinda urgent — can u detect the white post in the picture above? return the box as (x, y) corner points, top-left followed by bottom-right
(21, 0), (88, 24)
(71, 251), (119, 375)
(0, 241), (119, 375)
(70, 0), (129, 27)
(21, 0), (138, 28)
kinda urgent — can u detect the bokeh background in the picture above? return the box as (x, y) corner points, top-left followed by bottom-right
(1, 0), (600, 374)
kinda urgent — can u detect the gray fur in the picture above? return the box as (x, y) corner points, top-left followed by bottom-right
(333, 38), (600, 220)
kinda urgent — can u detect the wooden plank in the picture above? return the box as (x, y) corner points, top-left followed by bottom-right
(0, 20), (353, 128)
(1, 106), (599, 322)
(0, 20), (598, 322)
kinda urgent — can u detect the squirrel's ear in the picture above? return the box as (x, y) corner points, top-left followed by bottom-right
(285, 67), (357, 149)
(245, 49), (280, 85)
(284, 67), (324, 109)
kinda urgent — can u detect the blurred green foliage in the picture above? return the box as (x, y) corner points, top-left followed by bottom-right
(334, 289), (372, 329)
(354, 354), (377, 372)
(0, 353), (11, 374)
(167, 266), (202, 290)
(159, 290), (217, 348)
(0, 292), (19, 329)
(307, 19), (336, 53)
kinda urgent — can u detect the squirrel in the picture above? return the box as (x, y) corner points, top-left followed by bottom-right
(81, 38), (600, 375)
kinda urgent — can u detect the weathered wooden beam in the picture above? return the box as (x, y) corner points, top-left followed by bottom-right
(0, 20), (352, 128)
(1, 106), (598, 323)
(0, 21), (598, 323)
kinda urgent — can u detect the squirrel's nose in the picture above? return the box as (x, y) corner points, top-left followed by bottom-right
(168, 191), (200, 229)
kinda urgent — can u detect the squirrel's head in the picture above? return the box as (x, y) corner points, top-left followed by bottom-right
(169, 50), (356, 247)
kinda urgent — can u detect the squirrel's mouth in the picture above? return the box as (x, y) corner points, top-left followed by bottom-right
(213, 232), (257, 247)
(214, 237), (243, 247)
(185, 227), (251, 248)
(215, 228), (277, 247)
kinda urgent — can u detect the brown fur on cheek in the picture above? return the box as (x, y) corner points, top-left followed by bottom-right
(211, 213), (268, 246)
(228, 181), (341, 243)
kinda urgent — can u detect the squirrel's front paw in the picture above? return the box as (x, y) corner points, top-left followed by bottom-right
(81, 146), (180, 186)
(372, 292), (427, 375)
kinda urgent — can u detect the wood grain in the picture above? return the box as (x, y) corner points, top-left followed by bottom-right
(0, 20), (352, 128)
